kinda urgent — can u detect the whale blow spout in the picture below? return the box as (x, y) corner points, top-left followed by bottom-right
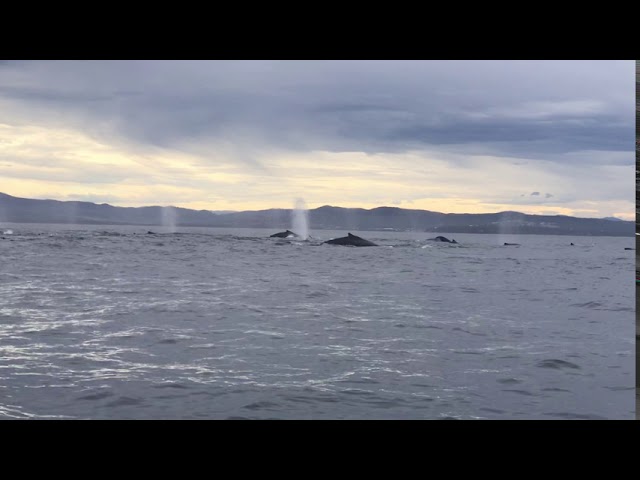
(292, 198), (310, 241)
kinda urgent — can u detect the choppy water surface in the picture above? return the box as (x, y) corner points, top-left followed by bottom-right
(0, 224), (634, 419)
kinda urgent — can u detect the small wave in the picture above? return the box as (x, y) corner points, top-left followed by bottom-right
(78, 391), (115, 401)
(452, 327), (487, 337)
(242, 401), (279, 411)
(544, 412), (608, 420)
(306, 291), (329, 298)
(105, 396), (143, 407)
(339, 389), (374, 396)
(459, 287), (478, 293)
(536, 359), (581, 370)
(541, 387), (571, 393)
(480, 407), (506, 414)
(601, 306), (633, 312)
(497, 378), (522, 384)
(570, 301), (603, 309)
(189, 343), (218, 349)
(153, 383), (189, 390)
(285, 394), (339, 404)
(502, 389), (536, 396)
(337, 377), (379, 385)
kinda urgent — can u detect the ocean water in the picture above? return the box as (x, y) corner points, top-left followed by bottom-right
(0, 224), (635, 419)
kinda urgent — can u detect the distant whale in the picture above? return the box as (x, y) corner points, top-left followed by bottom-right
(270, 230), (300, 238)
(428, 236), (458, 244)
(624, 247), (635, 250)
(324, 233), (377, 247)
(503, 243), (520, 246)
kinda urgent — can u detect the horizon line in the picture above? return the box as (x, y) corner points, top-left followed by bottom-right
(0, 191), (631, 222)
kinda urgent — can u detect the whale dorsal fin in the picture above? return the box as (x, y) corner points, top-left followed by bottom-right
(348, 233), (354, 237)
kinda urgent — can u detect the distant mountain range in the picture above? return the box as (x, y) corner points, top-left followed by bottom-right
(0, 192), (634, 236)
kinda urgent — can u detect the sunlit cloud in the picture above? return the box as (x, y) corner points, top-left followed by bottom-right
(0, 60), (634, 219)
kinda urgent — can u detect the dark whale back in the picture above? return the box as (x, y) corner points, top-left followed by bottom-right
(428, 236), (457, 244)
(270, 230), (299, 238)
(324, 232), (377, 247)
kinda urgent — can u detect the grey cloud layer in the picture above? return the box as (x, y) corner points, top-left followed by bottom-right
(0, 60), (634, 162)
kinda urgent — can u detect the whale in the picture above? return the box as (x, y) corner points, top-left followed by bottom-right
(503, 242), (520, 246)
(427, 236), (458, 244)
(324, 233), (377, 247)
(270, 230), (300, 238)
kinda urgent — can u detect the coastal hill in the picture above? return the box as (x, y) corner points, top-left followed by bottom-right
(0, 192), (634, 236)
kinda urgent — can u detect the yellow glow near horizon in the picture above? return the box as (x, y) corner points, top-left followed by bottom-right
(0, 123), (634, 220)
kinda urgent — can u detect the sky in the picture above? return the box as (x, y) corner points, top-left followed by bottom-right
(0, 60), (635, 219)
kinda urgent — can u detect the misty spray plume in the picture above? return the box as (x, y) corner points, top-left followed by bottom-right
(291, 198), (309, 240)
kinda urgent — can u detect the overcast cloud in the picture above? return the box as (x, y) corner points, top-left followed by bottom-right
(0, 60), (634, 219)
